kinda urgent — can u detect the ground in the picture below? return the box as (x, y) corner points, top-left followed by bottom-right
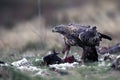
(0, 0), (120, 80)
(0, 48), (120, 80)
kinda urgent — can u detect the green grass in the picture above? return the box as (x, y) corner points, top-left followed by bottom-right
(77, 66), (111, 76)
(0, 46), (120, 80)
(0, 57), (119, 80)
(2, 66), (46, 80)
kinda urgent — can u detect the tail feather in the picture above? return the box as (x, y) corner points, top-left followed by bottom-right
(99, 33), (112, 40)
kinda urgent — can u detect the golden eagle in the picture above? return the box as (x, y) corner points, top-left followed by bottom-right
(52, 24), (112, 62)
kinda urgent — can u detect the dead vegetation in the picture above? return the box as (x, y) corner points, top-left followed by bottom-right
(0, 0), (120, 80)
(0, 0), (119, 50)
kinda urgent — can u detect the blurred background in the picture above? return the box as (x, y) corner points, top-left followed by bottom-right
(0, 1), (120, 80)
(0, 0), (120, 52)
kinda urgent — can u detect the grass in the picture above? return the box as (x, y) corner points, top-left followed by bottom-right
(0, 45), (120, 80)
(50, 66), (114, 80)
(21, 41), (47, 52)
(0, 0), (120, 80)
(0, 42), (120, 80)
(13, 66), (48, 80)
(77, 65), (111, 76)
(0, 66), (45, 80)
(0, 49), (120, 80)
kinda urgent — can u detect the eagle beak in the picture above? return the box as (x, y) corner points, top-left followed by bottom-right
(52, 27), (57, 32)
(52, 28), (55, 32)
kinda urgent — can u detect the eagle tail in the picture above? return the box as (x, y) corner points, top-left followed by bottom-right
(99, 33), (112, 40)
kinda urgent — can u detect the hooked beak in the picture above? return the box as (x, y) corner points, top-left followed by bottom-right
(52, 27), (57, 32)
(52, 28), (55, 32)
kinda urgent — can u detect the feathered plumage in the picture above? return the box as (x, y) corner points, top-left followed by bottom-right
(52, 24), (112, 62)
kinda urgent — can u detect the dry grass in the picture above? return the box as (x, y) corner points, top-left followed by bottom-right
(0, 1), (120, 80)
(0, 17), (63, 50)
(0, 0), (119, 50)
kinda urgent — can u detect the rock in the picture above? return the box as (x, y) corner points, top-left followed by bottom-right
(11, 58), (32, 67)
(111, 55), (120, 70)
(49, 62), (80, 71)
(0, 61), (8, 67)
(11, 58), (49, 77)
(99, 43), (120, 54)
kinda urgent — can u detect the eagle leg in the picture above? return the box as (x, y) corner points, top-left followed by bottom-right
(81, 49), (85, 64)
(62, 44), (70, 60)
(81, 47), (98, 63)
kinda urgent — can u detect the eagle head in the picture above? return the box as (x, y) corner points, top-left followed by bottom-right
(52, 25), (67, 34)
